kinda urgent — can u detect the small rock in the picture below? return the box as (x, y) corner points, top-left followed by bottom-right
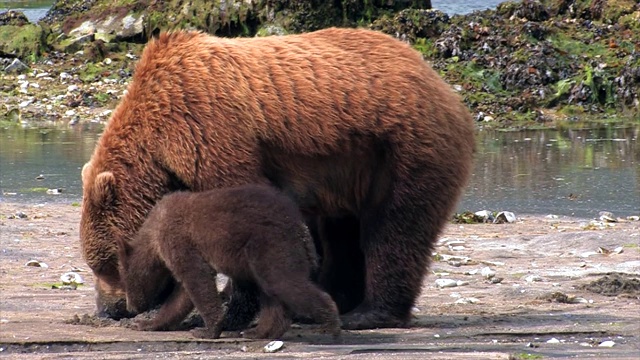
(599, 211), (617, 222)
(263, 340), (284, 353)
(18, 100), (32, 108)
(546, 338), (561, 344)
(46, 188), (63, 195)
(4, 58), (29, 74)
(10, 211), (28, 219)
(454, 297), (479, 304)
(35, 174), (45, 180)
(480, 267), (496, 279)
(67, 84), (79, 92)
(627, 216), (639, 221)
(60, 72), (72, 81)
(524, 275), (542, 283)
(599, 340), (615, 347)
(64, 110), (76, 117)
(103, 58), (112, 65)
(493, 211), (516, 224)
(436, 279), (459, 288)
(545, 214), (559, 219)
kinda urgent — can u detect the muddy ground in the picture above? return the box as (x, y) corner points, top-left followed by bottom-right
(0, 202), (639, 359)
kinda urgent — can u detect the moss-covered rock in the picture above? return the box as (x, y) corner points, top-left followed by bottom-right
(370, 8), (449, 43)
(41, 0), (433, 45)
(549, 0), (638, 23)
(411, 0), (640, 125)
(0, 14), (49, 61)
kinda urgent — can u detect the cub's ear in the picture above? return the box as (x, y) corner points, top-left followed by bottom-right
(92, 171), (117, 207)
(81, 161), (92, 184)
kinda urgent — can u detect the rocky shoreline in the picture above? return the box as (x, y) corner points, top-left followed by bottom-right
(1, 0), (639, 130)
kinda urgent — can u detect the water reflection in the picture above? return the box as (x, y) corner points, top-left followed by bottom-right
(0, 125), (638, 218)
(0, 124), (101, 204)
(459, 126), (639, 218)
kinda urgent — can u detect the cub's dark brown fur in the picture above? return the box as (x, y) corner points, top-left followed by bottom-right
(117, 184), (340, 339)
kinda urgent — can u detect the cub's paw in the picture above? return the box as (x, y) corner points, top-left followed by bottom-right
(191, 327), (222, 339)
(134, 319), (158, 331)
(242, 328), (267, 340)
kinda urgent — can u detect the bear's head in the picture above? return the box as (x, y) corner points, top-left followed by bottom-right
(80, 161), (132, 318)
(115, 233), (173, 314)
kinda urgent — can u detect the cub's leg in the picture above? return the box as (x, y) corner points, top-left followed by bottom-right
(219, 280), (260, 331)
(242, 292), (290, 340)
(135, 284), (194, 331)
(158, 239), (225, 339)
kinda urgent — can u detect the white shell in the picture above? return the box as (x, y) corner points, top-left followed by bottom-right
(25, 260), (48, 269)
(60, 272), (84, 285)
(263, 340), (284, 353)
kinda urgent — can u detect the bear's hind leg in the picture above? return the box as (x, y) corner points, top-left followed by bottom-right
(340, 196), (442, 330)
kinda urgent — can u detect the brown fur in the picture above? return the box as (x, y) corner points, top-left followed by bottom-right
(80, 27), (476, 329)
(117, 184), (340, 339)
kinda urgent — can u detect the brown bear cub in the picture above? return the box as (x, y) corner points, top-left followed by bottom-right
(116, 184), (340, 340)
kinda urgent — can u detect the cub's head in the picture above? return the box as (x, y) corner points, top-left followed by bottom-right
(115, 231), (173, 314)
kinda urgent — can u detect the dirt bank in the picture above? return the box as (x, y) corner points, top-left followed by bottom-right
(0, 202), (638, 359)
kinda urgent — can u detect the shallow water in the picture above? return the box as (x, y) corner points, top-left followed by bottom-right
(0, 0), (54, 22)
(3, 0), (512, 23)
(1, 124), (637, 218)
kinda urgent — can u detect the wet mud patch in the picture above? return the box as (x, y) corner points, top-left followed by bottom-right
(579, 273), (640, 297)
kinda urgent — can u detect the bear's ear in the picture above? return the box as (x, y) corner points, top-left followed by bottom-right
(92, 171), (117, 207)
(81, 161), (92, 184)
(115, 236), (132, 262)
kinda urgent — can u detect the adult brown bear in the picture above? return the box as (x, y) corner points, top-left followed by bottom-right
(80, 27), (475, 330)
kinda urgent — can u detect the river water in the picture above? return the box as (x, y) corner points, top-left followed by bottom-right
(1, 125), (638, 219)
(4, 0), (511, 23)
(1, 0), (637, 219)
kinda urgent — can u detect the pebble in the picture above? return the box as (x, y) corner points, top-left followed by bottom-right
(599, 340), (615, 347)
(435, 279), (468, 288)
(480, 267), (496, 279)
(454, 297), (480, 304)
(546, 338), (561, 344)
(524, 275), (542, 283)
(18, 100), (32, 108)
